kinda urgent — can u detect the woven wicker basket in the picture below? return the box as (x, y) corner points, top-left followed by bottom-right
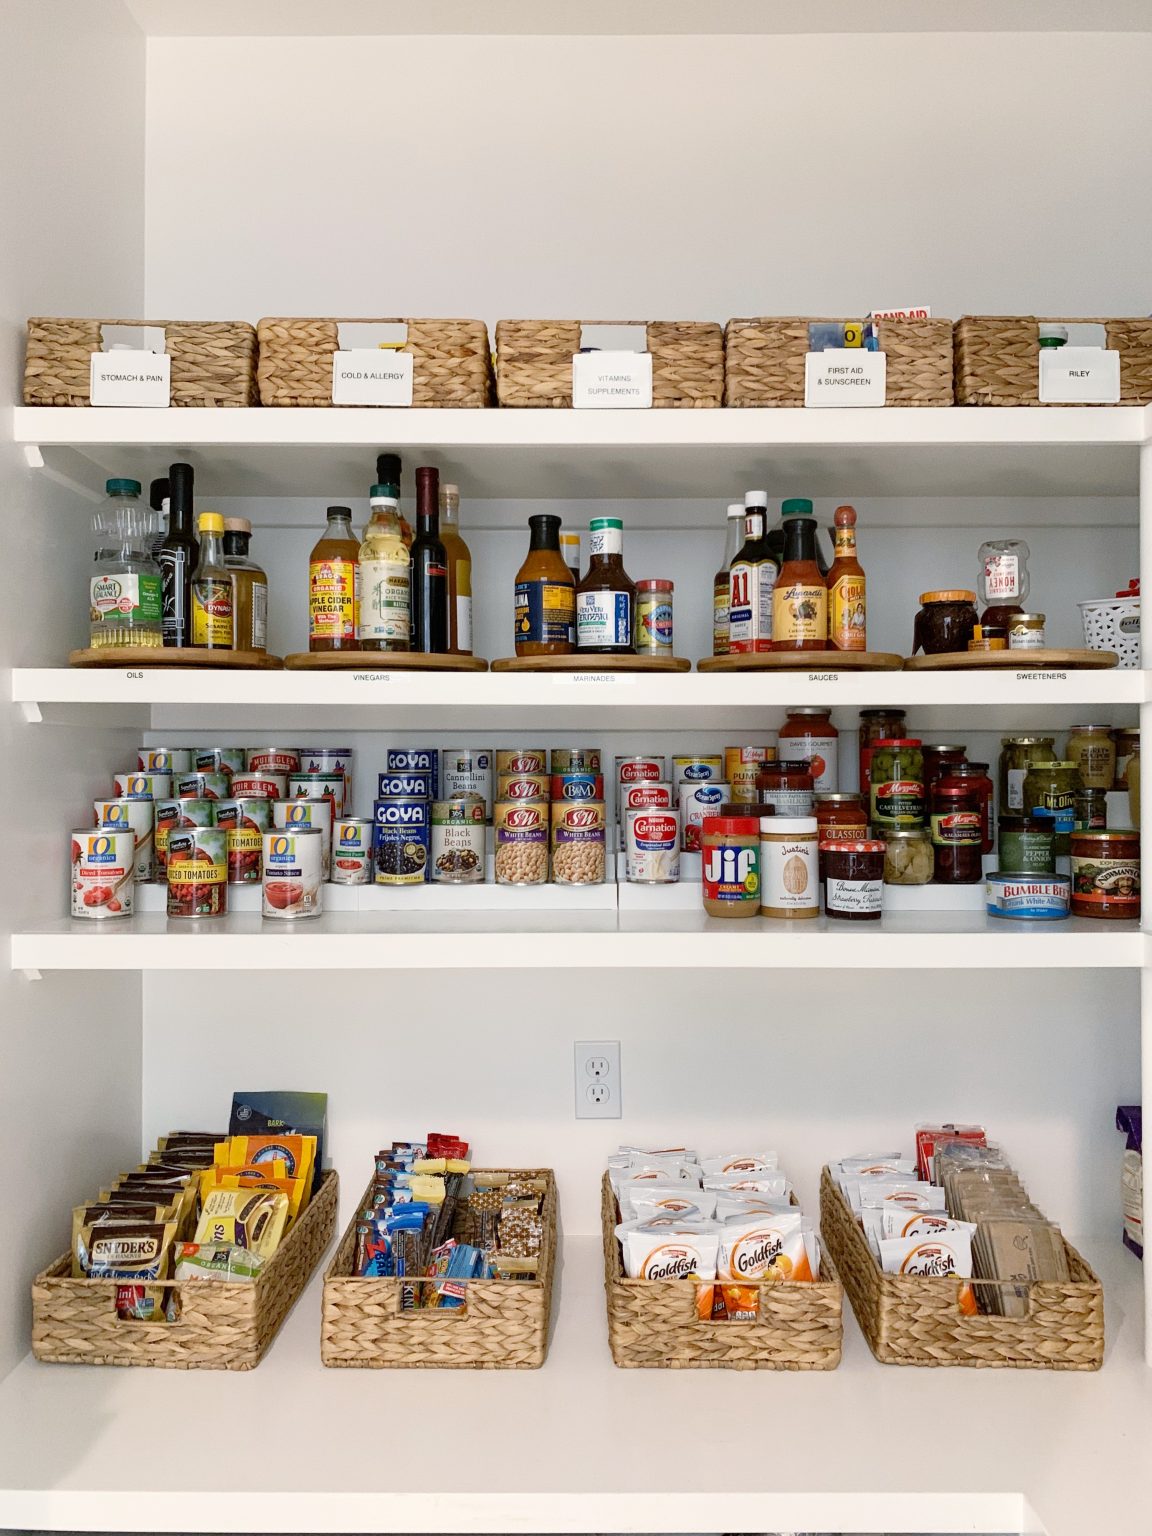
(495, 320), (723, 408)
(321, 1168), (557, 1368)
(32, 1169), (338, 1369)
(819, 1168), (1103, 1369)
(602, 1174), (842, 1369)
(955, 316), (1152, 406)
(24, 317), (257, 407)
(257, 317), (493, 407)
(724, 316), (954, 407)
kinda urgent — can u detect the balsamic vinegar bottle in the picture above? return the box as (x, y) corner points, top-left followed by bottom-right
(410, 466), (449, 653)
(157, 461), (199, 647)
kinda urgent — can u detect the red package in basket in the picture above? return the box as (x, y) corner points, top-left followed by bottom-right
(915, 1124), (987, 1183)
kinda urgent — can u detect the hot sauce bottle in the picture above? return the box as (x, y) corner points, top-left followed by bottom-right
(828, 504), (866, 651)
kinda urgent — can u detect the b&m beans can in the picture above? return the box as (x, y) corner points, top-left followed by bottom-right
(262, 828), (324, 919)
(165, 827), (228, 918)
(273, 800), (332, 879)
(551, 773), (605, 802)
(94, 797), (154, 883)
(115, 771), (171, 803)
(332, 818), (373, 885)
(71, 828), (135, 919)
(137, 747), (193, 774)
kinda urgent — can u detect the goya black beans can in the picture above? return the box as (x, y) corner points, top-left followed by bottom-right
(373, 795), (430, 885)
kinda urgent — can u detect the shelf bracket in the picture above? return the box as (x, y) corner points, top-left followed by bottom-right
(22, 444), (106, 504)
(22, 445), (44, 470)
(18, 703), (43, 725)
(19, 968), (42, 983)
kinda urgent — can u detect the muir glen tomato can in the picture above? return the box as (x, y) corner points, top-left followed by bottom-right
(71, 829), (135, 919)
(231, 772), (286, 801)
(550, 773), (605, 802)
(332, 818), (373, 885)
(263, 829), (324, 919)
(247, 746), (301, 776)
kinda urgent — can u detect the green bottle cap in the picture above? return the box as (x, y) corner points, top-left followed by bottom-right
(370, 483), (398, 499)
(781, 497), (814, 517)
(589, 517), (624, 531)
(106, 478), (141, 496)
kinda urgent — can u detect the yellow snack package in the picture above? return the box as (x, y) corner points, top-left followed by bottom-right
(194, 1187), (289, 1259)
(216, 1135), (316, 1207)
(200, 1163), (306, 1226)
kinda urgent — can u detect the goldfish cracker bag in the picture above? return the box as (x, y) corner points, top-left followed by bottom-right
(622, 1223), (719, 1282)
(717, 1211), (813, 1284)
(878, 1229), (977, 1315)
(700, 1151), (779, 1175)
(626, 1187), (718, 1223)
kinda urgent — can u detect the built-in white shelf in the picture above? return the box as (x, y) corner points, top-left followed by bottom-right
(14, 404), (1151, 499)
(0, 1231), (1142, 1536)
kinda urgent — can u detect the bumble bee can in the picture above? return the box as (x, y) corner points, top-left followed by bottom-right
(262, 829), (324, 919)
(71, 829), (135, 918)
(331, 818), (373, 885)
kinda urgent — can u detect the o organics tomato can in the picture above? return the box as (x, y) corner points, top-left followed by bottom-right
(94, 796), (155, 883)
(262, 829), (324, 919)
(165, 827), (228, 918)
(332, 818), (373, 885)
(137, 747), (193, 774)
(288, 772), (343, 828)
(71, 829), (135, 919)
(114, 771), (172, 802)
(273, 800), (332, 879)
(217, 796), (273, 884)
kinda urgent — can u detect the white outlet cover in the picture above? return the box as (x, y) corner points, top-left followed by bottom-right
(575, 1040), (621, 1119)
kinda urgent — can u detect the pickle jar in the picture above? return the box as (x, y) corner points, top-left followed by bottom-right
(858, 708), (906, 795)
(1066, 725), (1116, 791)
(929, 775), (985, 884)
(881, 827), (934, 885)
(998, 736), (1056, 817)
(1021, 760), (1082, 857)
(869, 738), (925, 831)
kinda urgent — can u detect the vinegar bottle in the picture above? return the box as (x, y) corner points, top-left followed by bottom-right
(308, 506), (360, 652)
(410, 466), (449, 653)
(439, 482), (473, 655)
(712, 502), (744, 655)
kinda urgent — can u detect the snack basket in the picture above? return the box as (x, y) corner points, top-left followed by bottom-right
(954, 315), (1152, 406)
(256, 316), (493, 407)
(321, 1168), (557, 1368)
(495, 319), (723, 408)
(819, 1167), (1103, 1369)
(24, 317), (258, 407)
(724, 316), (954, 407)
(602, 1173), (842, 1369)
(32, 1168), (338, 1369)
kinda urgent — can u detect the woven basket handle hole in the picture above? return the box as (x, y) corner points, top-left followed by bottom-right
(396, 1279), (469, 1318)
(337, 321), (409, 351)
(99, 323), (166, 354)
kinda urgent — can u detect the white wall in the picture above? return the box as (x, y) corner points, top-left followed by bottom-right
(0, 0), (146, 1379)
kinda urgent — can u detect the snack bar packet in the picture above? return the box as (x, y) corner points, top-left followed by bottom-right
(880, 1209), (978, 1241)
(879, 1230), (977, 1315)
(622, 1224), (719, 1281)
(914, 1122), (987, 1183)
(718, 1211), (813, 1284)
(700, 1152), (779, 1175)
(174, 1242), (266, 1282)
(626, 1187), (718, 1223)
(194, 1187), (289, 1259)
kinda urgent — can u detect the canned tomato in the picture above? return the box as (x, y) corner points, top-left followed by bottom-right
(274, 800), (332, 879)
(193, 747), (246, 778)
(377, 771), (433, 801)
(551, 800), (606, 885)
(166, 827), (228, 917)
(137, 747), (193, 774)
(288, 773), (342, 830)
(431, 796), (486, 884)
(71, 829), (135, 918)
(620, 781), (674, 821)
(441, 748), (493, 822)
(262, 829), (324, 918)
(231, 772), (286, 801)
(94, 797), (154, 883)
(551, 747), (602, 774)
(384, 748), (434, 799)
(331, 818), (373, 885)
(497, 771), (549, 802)
(681, 782), (731, 851)
(155, 797), (216, 880)
(218, 796), (273, 884)
(247, 746), (300, 776)
(673, 756), (724, 802)
(496, 749), (547, 776)
(115, 771), (172, 803)
(300, 746), (354, 807)
(372, 796), (430, 885)
(625, 807), (680, 884)
(551, 773), (605, 802)
(494, 800), (549, 885)
(177, 772), (230, 801)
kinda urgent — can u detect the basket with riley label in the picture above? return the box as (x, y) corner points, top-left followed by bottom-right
(819, 1144), (1103, 1370)
(724, 314), (954, 407)
(603, 1154), (842, 1370)
(495, 319), (723, 408)
(954, 315), (1152, 405)
(321, 1164), (557, 1368)
(1080, 580), (1141, 668)
(256, 317), (494, 407)
(24, 317), (257, 407)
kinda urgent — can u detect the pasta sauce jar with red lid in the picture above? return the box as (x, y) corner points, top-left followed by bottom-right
(779, 707), (839, 791)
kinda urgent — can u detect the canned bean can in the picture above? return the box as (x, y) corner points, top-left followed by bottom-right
(287, 773), (342, 830)
(496, 749), (547, 776)
(431, 796), (486, 883)
(441, 748), (493, 822)
(385, 748), (436, 799)
(115, 771), (172, 803)
(218, 796), (273, 884)
(551, 800), (606, 885)
(137, 747), (193, 774)
(231, 772), (286, 801)
(94, 797), (155, 883)
(372, 796), (430, 885)
(194, 747), (247, 778)
(247, 746), (301, 776)
(262, 829), (324, 919)
(681, 782), (731, 851)
(494, 800), (549, 885)
(497, 771), (549, 802)
(331, 817), (373, 885)
(551, 773), (605, 802)
(274, 800), (332, 879)
(71, 829), (135, 918)
(377, 771), (433, 800)
(177, 771), (230, 802)
(551, 747), (602, 774)
(299, 746), (355, 808)
(155, 797), (216, 880)
(673, 757), (725, 802)
(626, 807), (681, 883)
(724, 746), (775, 782)
(166, 827), (228, 918)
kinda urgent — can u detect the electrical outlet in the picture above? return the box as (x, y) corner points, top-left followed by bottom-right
(575, 1040), (621, 1119)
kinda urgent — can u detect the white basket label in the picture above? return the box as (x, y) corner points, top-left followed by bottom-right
(572, 349), (653, 408)
(332, 350), (413, 406)
(804, 349), (886, 407)
(90, 350), (170, 408)
(1039, 347), (1121, 404)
